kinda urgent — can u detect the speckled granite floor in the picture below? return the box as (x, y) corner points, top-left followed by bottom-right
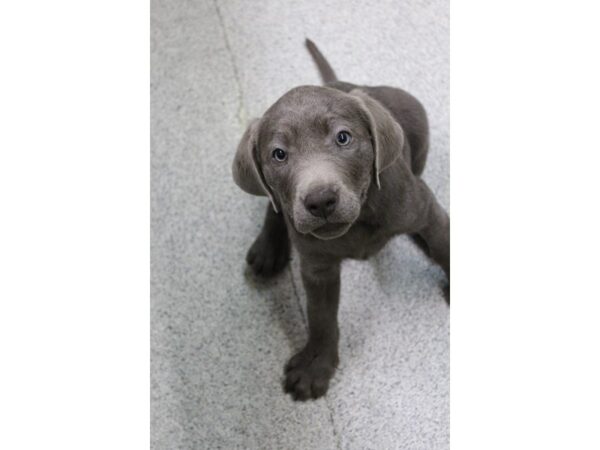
(151, 1), (449, 448)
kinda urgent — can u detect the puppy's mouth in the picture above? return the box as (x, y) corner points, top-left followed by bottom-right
(309, 222), (352, 240)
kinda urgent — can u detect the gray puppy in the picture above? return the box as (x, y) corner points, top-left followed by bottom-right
(232, 39), (449, 401)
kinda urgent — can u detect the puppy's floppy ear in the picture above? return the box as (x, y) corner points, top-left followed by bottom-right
(350, 89), (405, 188)
(232, 118), (278, 212)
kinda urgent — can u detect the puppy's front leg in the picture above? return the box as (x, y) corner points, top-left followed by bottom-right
(284, 258), (340, 400)
(246, 204), (290, 277)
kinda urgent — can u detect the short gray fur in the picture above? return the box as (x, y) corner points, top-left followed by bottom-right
(152, 0), (449, 448)
(233, 38), (449, 396)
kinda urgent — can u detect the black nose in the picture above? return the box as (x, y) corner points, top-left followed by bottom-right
(304, 188), (338, 218)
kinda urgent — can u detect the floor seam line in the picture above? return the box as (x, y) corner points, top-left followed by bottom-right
(212, 0), (246, 127)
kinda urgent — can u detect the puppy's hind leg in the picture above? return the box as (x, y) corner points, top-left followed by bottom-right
(412, 181), (450, 303)
(409, 233), (430, 256)
(418, 199), (450, 280)
(246, 203), (291, 277)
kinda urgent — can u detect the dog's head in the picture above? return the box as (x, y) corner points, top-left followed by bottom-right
(233, 86), (405, 240)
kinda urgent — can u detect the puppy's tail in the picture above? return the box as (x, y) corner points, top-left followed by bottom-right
(305, 38), (338, 83)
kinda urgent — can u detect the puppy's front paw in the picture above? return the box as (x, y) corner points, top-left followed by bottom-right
(246, 232), (290, 277)
(284, 346), (338, 401)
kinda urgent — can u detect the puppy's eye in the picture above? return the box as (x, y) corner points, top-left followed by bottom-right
(336, 131), (352, 146)
(272, 148), (287, 162)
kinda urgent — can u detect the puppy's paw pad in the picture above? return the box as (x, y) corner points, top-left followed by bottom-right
(246, 233), (290, 277)
(283, 349), (337, 401)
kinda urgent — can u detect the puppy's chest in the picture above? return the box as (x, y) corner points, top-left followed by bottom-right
(322, 220), (393, 260)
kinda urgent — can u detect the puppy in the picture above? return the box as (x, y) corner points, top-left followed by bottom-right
(232, 39), (449, 401)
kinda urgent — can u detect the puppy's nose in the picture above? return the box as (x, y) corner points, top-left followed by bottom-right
(304, 188), (338, 219)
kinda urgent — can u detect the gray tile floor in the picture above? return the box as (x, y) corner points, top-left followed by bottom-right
(151, 1), (449, 448)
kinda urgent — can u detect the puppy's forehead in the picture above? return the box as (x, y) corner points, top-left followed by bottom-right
(263, 86), (357, 133)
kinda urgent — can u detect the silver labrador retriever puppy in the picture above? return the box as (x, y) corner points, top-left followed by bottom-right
(232, 39), (449, 401)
